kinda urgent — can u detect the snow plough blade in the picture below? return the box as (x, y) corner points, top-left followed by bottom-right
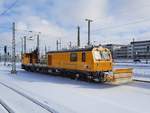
(106, 68), (133, 84)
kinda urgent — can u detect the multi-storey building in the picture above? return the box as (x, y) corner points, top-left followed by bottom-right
(103, 44), (125, 59)
(115, 46), (128, 59)
(103, 40), (150, 59)
(131, 40), (150, 59)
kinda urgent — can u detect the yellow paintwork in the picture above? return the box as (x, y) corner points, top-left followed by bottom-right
(22, 46), (133, 84)
(22, 53), (30, 65)
(22, 53), (38, 65)
(105, 68), (133, 84)
(47, 47), (113, 72)
(113, 68), (133, 74)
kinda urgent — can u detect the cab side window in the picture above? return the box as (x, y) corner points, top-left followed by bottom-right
(48, 55), (52, 65)
(70, 53), (77, 62)
(82, 52), (86, 62)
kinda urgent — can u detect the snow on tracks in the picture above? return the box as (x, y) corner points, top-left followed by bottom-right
(133, 78), (150, 83)
(0, 81), (57, 113)
(0, 98), (15, 113)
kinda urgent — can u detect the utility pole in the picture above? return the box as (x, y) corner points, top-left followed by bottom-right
(56, 40), (59, 51)
(24, 36), (26, 53)
(59, 39), (61, 50)
(37, 34), (39, 53)
(11, 22), (17, 74)
(85, 19), (93, 46)
(77, 26), (80, 47)
(69, 41), (72, 49)
(21, 38), (23, 56)
(56, 39), (61, 51)
(36, 33), (40, 63)
(37, 34), (40, 53)
(45, 45), (47, 55)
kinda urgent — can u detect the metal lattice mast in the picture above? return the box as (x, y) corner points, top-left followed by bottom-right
(11, 22), (17, 74)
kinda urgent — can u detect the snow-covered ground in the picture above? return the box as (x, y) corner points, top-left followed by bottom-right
(0, 63), (150, 113)
(0, 83), (51, 113)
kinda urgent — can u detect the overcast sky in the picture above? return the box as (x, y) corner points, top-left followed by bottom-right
(0, 0), (150, 52)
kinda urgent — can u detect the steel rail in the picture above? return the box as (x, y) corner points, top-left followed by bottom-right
(133, 79), (150, 83)
(0, 81), (58, 113)
(0, 98), (15, 113)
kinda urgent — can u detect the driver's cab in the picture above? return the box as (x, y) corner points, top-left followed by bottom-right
(92, 47), (113, 72)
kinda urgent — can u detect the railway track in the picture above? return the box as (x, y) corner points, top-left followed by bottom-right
(0, 81), (58, 113)
(133, 79), (150, 83)
(0, 98), (15, 113)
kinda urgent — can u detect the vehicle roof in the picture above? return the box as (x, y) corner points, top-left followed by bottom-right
(47, 46), (96, 54)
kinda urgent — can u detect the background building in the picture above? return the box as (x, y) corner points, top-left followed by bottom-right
(115, 46), (128, 59)
(131, 40), (150, 59)
(103, 44), (125, 59)
(103, 40), (150, 59)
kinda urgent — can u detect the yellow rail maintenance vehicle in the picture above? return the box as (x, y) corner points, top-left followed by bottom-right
(22, 46), (133, 84)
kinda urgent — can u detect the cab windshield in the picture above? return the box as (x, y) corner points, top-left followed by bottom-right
(94, 50), (110, 60)
(101, 51), (110, 60)
(94, 51), (102, 61)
